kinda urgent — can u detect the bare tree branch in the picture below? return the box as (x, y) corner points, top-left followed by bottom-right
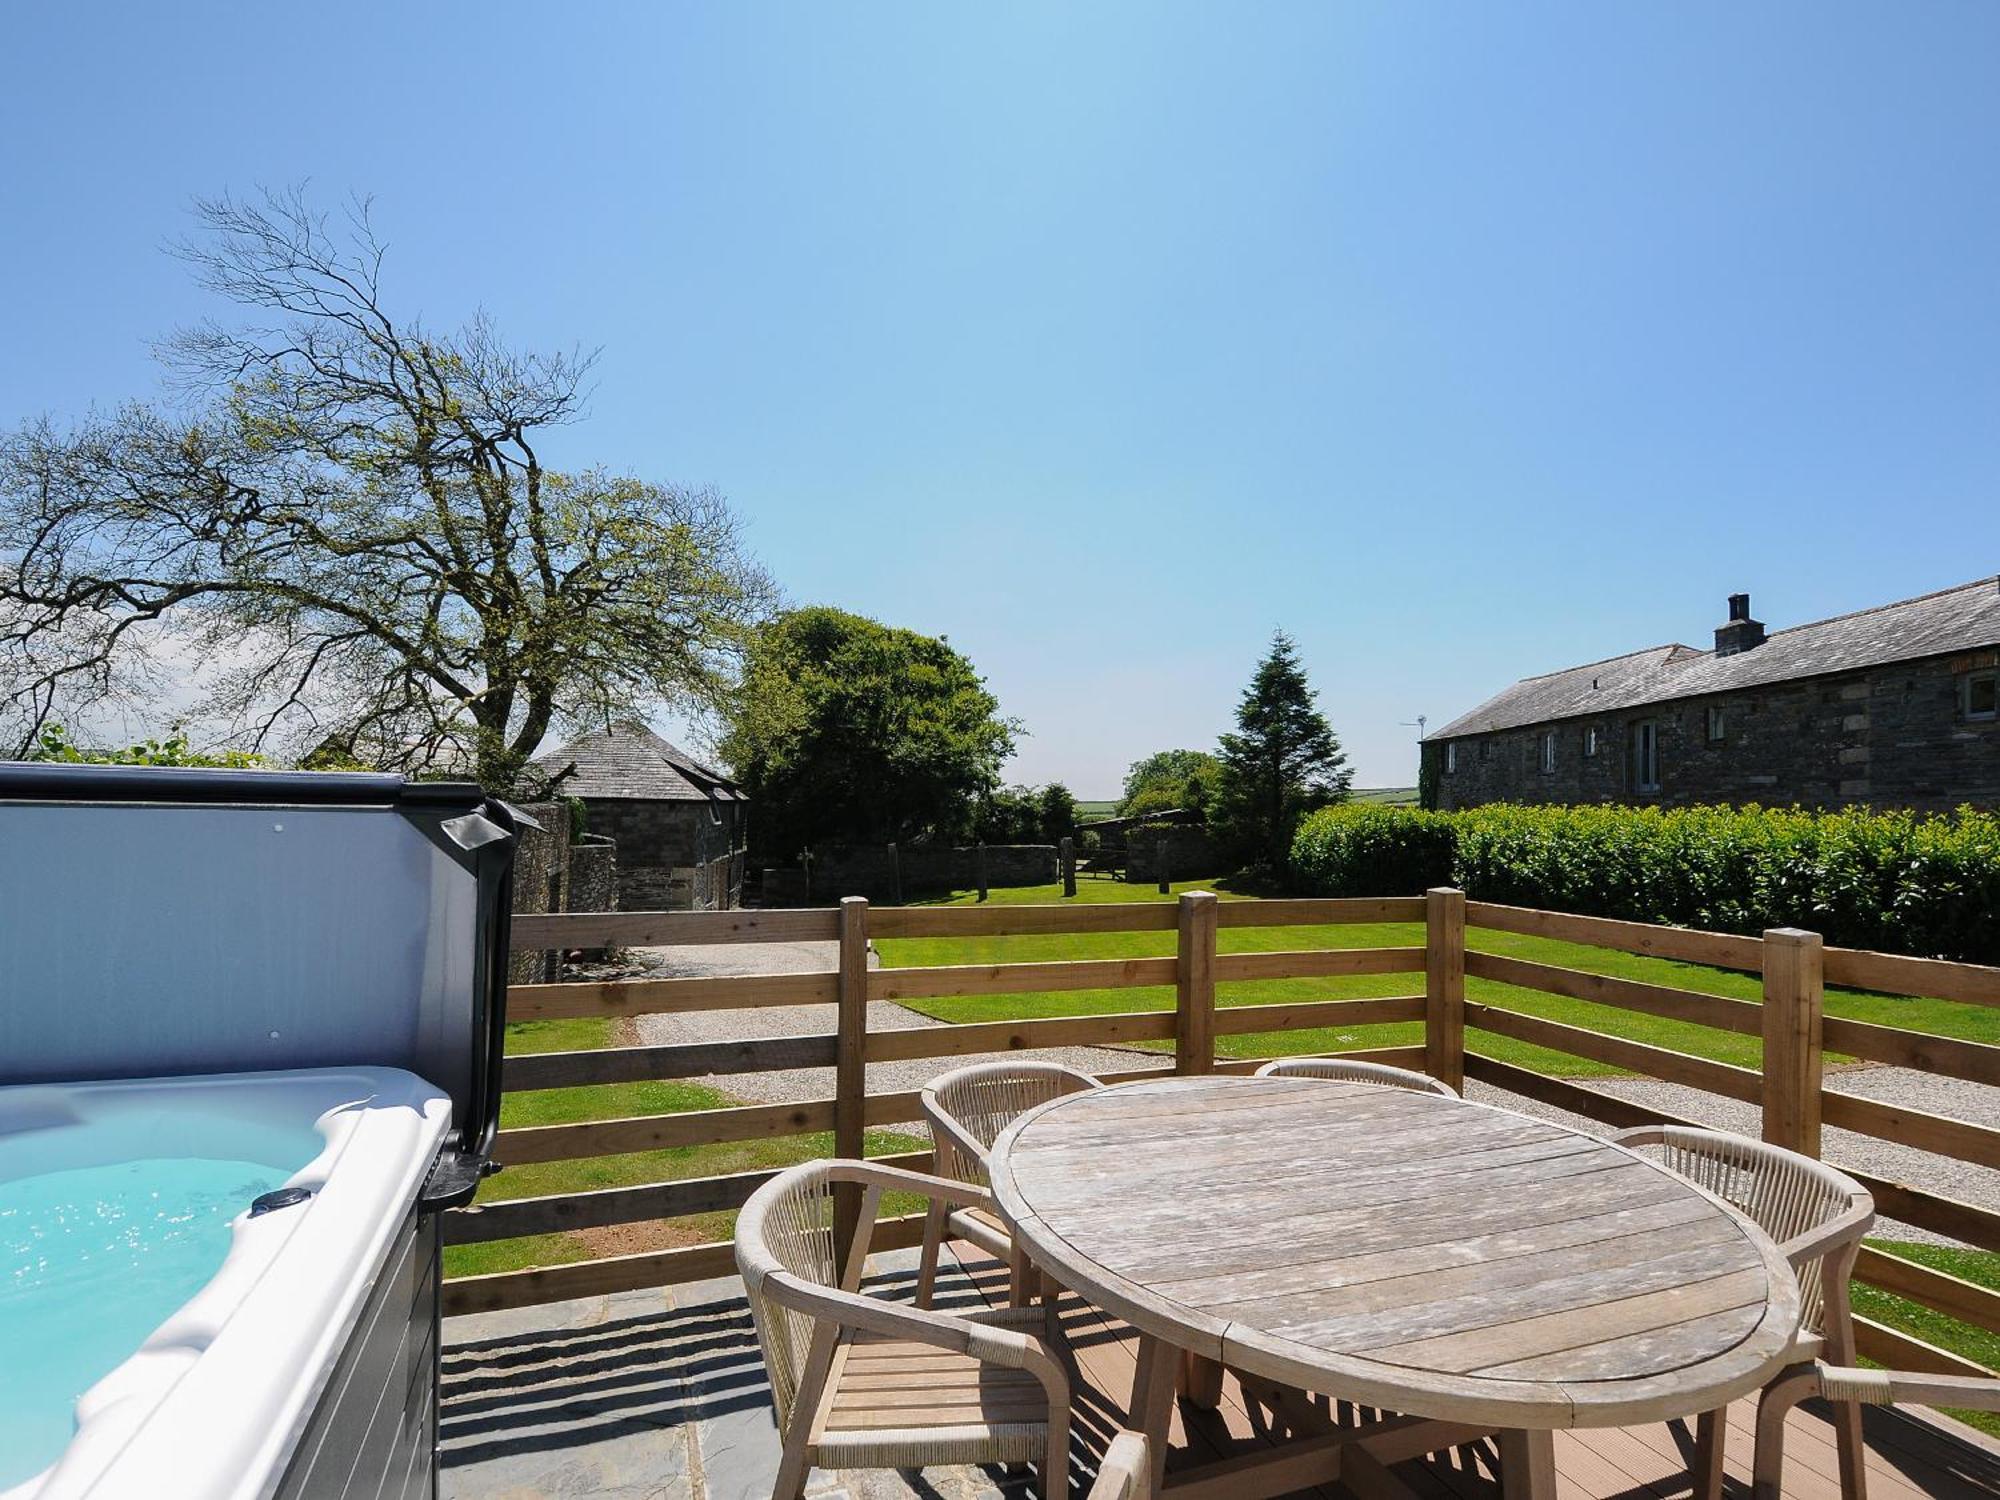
(1, 188), (773, 788)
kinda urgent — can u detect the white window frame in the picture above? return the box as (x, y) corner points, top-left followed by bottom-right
(1539, 731), (1556, 774)
(1631, 719), (1661, 793)
(1963, 669), (1998, 722)
(1584, 726), (1599, 758)
(1706, 705), (1726, 742)
(1445, 742), (1458, 774)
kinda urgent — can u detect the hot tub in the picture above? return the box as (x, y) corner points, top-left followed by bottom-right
(0, 1067), (451, 1500)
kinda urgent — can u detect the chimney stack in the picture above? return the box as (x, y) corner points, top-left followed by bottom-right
(1714, 592), (1766, 656)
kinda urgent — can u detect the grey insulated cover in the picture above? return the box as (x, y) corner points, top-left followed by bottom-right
(0, 765), (515, 1164)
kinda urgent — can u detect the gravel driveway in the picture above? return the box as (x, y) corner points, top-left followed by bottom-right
(630, 940), (1141, 1128)
(633, 940), (1998, 1246)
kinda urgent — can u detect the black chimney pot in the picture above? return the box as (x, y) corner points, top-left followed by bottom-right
(1715, 593), (1766, 656)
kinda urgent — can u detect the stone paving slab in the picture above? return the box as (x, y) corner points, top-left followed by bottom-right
(442, 1250), (1041, 1500)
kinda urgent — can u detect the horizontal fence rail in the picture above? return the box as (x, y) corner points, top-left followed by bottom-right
(453, 888), (2000, 1383)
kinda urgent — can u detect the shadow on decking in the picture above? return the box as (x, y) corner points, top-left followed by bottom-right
(440, 1248), (2000, 1500)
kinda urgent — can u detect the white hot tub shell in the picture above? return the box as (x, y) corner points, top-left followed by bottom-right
(1, 1068), (452, 1500)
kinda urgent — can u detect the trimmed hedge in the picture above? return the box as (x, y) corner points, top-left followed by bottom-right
(1291, 802), (2000, 965)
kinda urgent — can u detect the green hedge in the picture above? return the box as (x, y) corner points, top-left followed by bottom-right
(1291, 802), (2000, 965)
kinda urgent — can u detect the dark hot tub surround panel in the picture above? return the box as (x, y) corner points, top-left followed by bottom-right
(0, 764), (520, 1500)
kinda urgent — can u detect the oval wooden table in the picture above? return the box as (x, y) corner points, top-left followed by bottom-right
(988, 1074), (1803, 1500)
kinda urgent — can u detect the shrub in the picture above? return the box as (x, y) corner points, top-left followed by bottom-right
(1290, 804), (1456, 897)
(1289, 801), (2000, 964)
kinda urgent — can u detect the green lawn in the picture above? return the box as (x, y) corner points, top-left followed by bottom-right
(445, 1016), (925, 1278)
(875, 882), (1998, 1075)
(1859, 1241), (2000, 1436)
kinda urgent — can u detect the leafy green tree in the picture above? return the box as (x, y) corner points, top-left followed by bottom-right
(974, 784), (1043, 844)
(23, 723), (268, 769)
(1120, 748), (1224, 819)
(1214, 632), (1351, 870)
(0, 189), (771, 790)
(721, 606), (1017, 859)
(1037, 782), (1077, 843)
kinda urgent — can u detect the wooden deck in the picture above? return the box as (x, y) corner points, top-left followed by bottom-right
(946, 1244), (2000, 1500)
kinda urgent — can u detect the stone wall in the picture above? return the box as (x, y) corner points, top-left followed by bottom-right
(1123, 824), (1227, 883)
(1426, 650), (2000, 813)
(507, 801), (569, 983)
(582, 796), (746, 911)
(800, 843), (1057, 903)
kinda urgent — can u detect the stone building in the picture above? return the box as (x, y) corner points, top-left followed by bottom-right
(1424, 578), (2000, 813)
(536, 722), (748, 910)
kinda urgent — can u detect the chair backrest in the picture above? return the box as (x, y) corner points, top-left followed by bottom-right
(1253, 1056), (1456, 1097)
(921, 1060), (1102, 1185)
(1615, 1126), (1871, 1331)
(735, 1160), (844, 1428)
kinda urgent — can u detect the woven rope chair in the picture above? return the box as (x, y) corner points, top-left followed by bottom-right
(1754, 1361), (2000, 1500)
(1253, 1056), (1457, 1096)
(1615, 1126), (1874, 1500)
(1086, 1431), (1153, 1500)
(917, 1059), (1102, 1307)
(736, 1158), (1071, 1500)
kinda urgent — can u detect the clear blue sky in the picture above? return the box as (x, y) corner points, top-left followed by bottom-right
(3, 4), (1995, 791)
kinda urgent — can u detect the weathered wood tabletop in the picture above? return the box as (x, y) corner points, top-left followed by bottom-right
(988, 1074), (1803, 1499)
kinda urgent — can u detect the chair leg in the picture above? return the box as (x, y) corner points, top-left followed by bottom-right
(1753, 1365), (1820, 1500)
(1009, 1240), (1034, 1308)
(1692, 1407), (1726, 1500)
(770, 1431), (812, 1500)
(1044, 1408), (1071, 1499)
(1822, 1271), (1869, 1500)
(916, 1200), (946, 1308)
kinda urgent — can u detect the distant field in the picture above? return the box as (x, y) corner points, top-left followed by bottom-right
(1349, 786), (1418, 805)
(1073, 799), (1120, 821)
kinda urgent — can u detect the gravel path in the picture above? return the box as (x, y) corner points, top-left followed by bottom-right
(633, 941), (1999, 1247)
(631, 941), (1142, 1128)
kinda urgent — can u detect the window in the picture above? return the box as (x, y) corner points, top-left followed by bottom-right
(1584, 726), (1599, 758)
(1539, 731), (1556, 774)
(1963, 670), (1998, 722)
(1445, 742), (1458, 774)
(1706, 705), (1726, 742)
(1630, 719), (1661, 793)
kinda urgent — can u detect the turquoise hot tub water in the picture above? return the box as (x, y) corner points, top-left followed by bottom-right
(0, 1109), (323, 1488)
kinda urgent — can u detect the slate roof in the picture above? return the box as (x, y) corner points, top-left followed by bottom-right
(535, 722), (744, 802)
(1431, 576), (2000, 740)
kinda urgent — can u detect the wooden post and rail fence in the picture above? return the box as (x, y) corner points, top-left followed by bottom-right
(446, 889), (2000, 1385)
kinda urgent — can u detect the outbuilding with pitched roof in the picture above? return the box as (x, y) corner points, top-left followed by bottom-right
(536, 722), (749, 909)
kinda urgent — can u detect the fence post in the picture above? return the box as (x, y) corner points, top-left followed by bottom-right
(976, 842), (989, 903)
(1425, 887), (1466, 1093)
(834, 895), (870, 1266)
(1761, 927), (1825, 1157)
(1060, 836), (1077, 898)
(1157, 835), (1171, 895)
(1175, 890), (1219, 1074)
(888, 843), (903, 907)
